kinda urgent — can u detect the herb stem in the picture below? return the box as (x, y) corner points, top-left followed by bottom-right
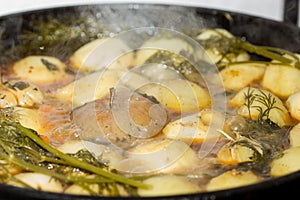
(8, 155), (115, 184)
(13, 122), (149, 189)
(236, 39), (300, 69)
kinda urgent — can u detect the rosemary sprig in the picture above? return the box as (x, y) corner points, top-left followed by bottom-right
(243, 88), (281, 123)
(252, 90), (281, 123)
(244, 87), (256, 120)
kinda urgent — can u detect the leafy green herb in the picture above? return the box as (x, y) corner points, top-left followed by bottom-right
(144, 50), (205, 85)
(243, 88), (281, 123)
(4, 81), (30, 90)
(237, 119), (290, 176)
(0, 16), (109, 65)
(230, 139), (263, 162)
(235, 39), (300, 68)
(244, 87), (256, 119)
(195, 29), (300, 69)
(0, 108), (149, 196)
(41, 58), (59, 71)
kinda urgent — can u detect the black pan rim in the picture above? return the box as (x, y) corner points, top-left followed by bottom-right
(0, 2), (294, 26)
(0, 3), (300, 200)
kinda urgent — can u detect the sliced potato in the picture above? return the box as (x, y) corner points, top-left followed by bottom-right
(206, 170), (261, 191)
(230, 87), (291, 127)
(12, 56), (67, 84)
(261, 64), (300, 99)
(220, 63), (265, 92)
(270, 147), (300, 177)
(138, 79), (211, 112)
(289, 123), (300, 147)
(138, 175), (200, 197)
(162, 109), (225, 143)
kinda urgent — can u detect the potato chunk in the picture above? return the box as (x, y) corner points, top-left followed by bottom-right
(206, 170), (261, 191)
(217, 136), (263, 165)
(230, 87), (291, 127)
(162, 109), (225, 143)
(286, 91), (300, 121)
(57, 140), (123, 167)
(14, 107), (43, 133)
(0, 88), (17, 108)
(196, 28), (250, 64)
(55, 69), (125, 106)
(138, 175), (200, 197)
(261, 64), (300, 99)
(4, 80), (44, 107)
(270, 147), (300, 177)
(69, 38), (107, 70)
(12, 56), (67, 84)
(138, 79), (211, 112)
(220, 63), (265, 92)
(115, 138), (200, 174)
(69, 38), (157, 72)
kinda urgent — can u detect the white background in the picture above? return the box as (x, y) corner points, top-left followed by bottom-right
(0, 0), (286, 22)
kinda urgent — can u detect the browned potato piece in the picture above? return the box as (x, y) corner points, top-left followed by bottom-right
(261, 64), (300, 99)
(221, 63), (265, 91)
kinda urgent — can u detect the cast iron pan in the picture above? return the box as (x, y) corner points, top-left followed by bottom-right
(0, 2), (300, 200)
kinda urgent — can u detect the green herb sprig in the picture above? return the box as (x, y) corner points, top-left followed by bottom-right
(0, 111), (149, 196)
